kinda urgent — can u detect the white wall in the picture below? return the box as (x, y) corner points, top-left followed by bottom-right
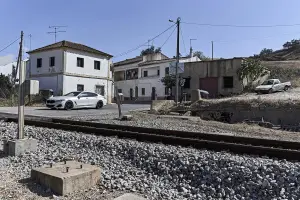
(32, 75), (63, 94)
(0, 60), (30, 79)
(63, 75), (110, 97)
(65, 49), (110, 78)
(30, 49), (63, 75)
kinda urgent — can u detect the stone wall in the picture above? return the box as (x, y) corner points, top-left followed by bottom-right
(192, 100), (300, 125)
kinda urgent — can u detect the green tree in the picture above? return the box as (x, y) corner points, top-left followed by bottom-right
(140, 45), (161, 56)
(160, 74), (176, 95)
(259, 48), (273, 57)
(237, 58), (268, 83)
(283, 39), (300, 49)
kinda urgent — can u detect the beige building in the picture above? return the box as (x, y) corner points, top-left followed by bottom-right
(182, 58), (244, 98)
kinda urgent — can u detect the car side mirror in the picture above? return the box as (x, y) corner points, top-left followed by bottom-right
(77, 96), (81, 99)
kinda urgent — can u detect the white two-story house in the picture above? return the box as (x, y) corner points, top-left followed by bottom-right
(113, 53), (199, 101)
(27, 40), (113, 103)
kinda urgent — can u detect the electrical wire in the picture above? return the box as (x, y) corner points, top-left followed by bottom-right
(180, 26), (187, 55)
(159, 25), (177, 49)
(212, 31), (300, 44)
(181, 21), (300, 28)
(0, 37), (20, 53)
(114, 24), (176, 58)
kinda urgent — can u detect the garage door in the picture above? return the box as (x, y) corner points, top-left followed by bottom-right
(199, 77), (218, 98)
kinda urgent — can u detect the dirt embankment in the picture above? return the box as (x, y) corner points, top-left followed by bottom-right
(263, 61), (300, 87)
(191, 90), (300, 125)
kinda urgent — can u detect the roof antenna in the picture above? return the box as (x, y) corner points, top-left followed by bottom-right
(47, 26), (67, 42)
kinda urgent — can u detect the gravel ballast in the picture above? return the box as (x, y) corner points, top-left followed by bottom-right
(68, 111), (300, 143)
(1, 121), (300, 200)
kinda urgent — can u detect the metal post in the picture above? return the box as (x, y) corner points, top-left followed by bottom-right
(211, 41), (214, 60)
(18, 31), (24, 139)
(190, 39), (196, 58)
(175, 17), (181, 104)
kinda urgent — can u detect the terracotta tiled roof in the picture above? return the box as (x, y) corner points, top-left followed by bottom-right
(113, 56), (143, 67)
(27, 40), (112, 57)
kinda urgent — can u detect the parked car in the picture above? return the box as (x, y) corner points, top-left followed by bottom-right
(255, 79), (291, 94)
(46, 91), (107, 110)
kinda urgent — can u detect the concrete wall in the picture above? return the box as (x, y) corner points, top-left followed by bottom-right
(63, 75), (111, 99)
(183, 58), (243, 97)
(193, 100), (300, 125)
(32, 75), (63, 94)
(30, 49), (63, 75)
(65, 49), (110, 78)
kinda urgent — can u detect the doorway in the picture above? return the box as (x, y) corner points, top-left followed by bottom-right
(151, 87), (156, 100)
(130, 88), (133, 100)
(135, 86), (138, 99)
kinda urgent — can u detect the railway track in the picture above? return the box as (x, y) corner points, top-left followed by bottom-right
(3, 117), (300, 162)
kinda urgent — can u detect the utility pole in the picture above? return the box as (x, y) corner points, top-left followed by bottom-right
(211, 41), (214, 60)
(18, 31), (24, 139)
(169, 17), (181, 104)
(190, 39), (197, 58)
(47, 26), (67, 42)
(175, 18), (181, 104)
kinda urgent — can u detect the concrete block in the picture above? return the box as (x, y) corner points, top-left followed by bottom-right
(31, 161), (100, 195)
(3, 138), (37, 156)
(191, 89), (201, 103)
(121, 115), (133, 121)
(150, 100), (175, 114)
(114, 193), (146, 200)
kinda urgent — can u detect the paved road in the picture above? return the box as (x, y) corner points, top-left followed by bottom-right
(0, 104), (149, 118)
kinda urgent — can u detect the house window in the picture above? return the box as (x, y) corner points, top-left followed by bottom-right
(77, 84), (84, 91)
(49, 57), (55, 67)
(77, 57), (84, 67)
(117, 89), (122, 93)
(143, 71), (148, 77)
(165, 67), (169, 75)
(95, 85), (105, 96)
(157, 69), (160, 76)
(141, 88), (145, 95)
(223, 76), (234, 88)
(37, 58), (42, 68)
(94, 60), (101, 70)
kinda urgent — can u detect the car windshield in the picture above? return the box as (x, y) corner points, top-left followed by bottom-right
(261, 80), (274, 85)
(64, 92), (81, 96)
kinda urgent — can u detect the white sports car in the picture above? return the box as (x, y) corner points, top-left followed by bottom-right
(46, 91), (107, 110)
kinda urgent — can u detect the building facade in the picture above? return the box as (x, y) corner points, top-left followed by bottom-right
(182, 58), (244, 98)
(113, 53), (199, 101)
(27, 41), (113, 103)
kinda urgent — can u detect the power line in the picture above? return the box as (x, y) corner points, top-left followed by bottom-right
(212, 31), (300, 44)
(181, 21), (300, 28)
(114, 24), (176, 58)
(0, 37), (20, 53)
(160, 25), (177, 49)
(180, 26), (187, 55)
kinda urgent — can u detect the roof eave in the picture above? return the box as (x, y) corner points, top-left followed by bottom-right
(27, 46), (113, 58)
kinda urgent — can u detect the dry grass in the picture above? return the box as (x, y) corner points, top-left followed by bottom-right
(191, 88), (300, 109)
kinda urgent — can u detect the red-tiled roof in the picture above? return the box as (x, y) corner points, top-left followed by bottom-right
(27, 40), (112, 57)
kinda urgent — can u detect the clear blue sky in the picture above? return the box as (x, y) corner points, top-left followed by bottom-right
(1, 0), (300, 64)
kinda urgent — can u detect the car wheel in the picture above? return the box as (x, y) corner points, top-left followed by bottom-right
(284, 86), (289, 91)
(96, 101), (103, 109)
(268, 88), (273, 94)
(64, 101), (73, 110)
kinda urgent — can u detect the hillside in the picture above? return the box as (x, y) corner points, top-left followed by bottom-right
(261, 47), (300, 61)
(262, 61), (300, 86)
